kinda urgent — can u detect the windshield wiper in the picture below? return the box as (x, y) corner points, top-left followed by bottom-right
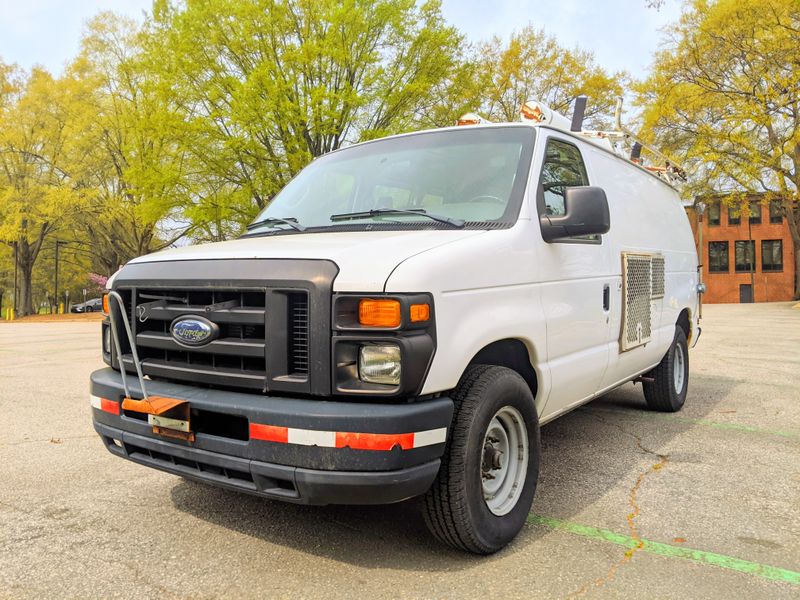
(329, 208), (465, 228)
(245, 217), (306, 232)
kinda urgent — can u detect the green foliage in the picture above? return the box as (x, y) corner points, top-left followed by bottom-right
(68, 13), (193, 270)
(0, 66), (86, 313)
(147, 0), (464, 236)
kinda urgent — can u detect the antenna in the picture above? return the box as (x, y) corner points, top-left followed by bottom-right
(570, 96), (587, 132)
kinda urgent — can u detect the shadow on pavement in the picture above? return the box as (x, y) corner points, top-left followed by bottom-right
(169, 372), (739, 570)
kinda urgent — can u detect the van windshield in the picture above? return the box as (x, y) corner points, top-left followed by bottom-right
(246, 127), (535, 234)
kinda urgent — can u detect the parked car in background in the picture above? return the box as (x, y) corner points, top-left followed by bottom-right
(71, 298), (103, 313)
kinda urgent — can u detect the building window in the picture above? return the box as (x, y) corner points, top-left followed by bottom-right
(728, 207), (740, 225)
(761, 240), (783, 272)
(735, 240), (755, 272)
(707, 203), (720, 226)
(770, 200), (783, 224)
(708, 241), (729, 272)
(749, 202), (762, 224)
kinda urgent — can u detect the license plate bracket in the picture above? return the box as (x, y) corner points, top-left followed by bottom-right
(122, 396), (195, 442)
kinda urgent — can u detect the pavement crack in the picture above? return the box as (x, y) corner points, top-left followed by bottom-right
(567, 415), (669, 598)
(588, 412), (665, 458)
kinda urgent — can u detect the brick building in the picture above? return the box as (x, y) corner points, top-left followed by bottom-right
(686, 196), (795, 303)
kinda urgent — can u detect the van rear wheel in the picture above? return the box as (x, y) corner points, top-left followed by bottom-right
(422, 365), (540, 554)
(642, 327), (689, 412)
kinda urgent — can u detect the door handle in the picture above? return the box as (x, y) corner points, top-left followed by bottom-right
(603, 284), (610, 311)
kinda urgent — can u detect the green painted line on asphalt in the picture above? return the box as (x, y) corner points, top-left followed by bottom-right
(527, 515), (800, 586)
(583, 407), (800, 440)
(660, 414), (799, 439)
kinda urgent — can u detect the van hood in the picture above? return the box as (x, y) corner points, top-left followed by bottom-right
(125, 230), (487, 291)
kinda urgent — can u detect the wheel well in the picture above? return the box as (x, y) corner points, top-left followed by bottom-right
(467, 339), (538, 400)
(677, 308), (691, 342)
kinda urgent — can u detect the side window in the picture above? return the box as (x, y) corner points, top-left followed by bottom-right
(540, 138), (589, 216)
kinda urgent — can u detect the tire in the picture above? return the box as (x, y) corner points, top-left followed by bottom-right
(85, 306), (93, 313)
(643, 326), (689, 412)
(423, 365), (540, 554)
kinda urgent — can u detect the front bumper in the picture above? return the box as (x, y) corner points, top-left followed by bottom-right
(90, 368), (452, 505)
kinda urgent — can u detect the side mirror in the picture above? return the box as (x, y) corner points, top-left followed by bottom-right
(539, 186), (610, 242)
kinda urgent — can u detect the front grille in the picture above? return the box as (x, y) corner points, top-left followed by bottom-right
(115, 287), (309, 392)
(108, 258), (338, 397)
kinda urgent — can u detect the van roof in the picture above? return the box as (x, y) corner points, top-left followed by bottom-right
(334, 121), (682, 194)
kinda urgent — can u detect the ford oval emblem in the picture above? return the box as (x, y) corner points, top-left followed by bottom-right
(170, 316), (219, 347)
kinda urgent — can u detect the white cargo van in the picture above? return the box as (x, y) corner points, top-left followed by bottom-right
(91, 101), (701, 554)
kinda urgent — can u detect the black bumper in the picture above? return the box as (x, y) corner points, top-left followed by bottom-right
(90, 368), (452, 505)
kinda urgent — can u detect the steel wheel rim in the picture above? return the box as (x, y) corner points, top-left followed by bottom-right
(481, 406), (528, 516)
(673, 343), (685, 394)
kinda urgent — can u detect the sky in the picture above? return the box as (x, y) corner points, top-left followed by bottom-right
(0, 0), (684, 80)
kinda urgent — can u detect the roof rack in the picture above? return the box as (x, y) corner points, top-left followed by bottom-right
(516, 97), (688, 185)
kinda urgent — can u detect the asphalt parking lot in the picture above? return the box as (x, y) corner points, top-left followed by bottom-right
(1, 302), (799, 599)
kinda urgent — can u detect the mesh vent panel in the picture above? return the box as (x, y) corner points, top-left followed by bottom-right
(621, 253), (653, 351)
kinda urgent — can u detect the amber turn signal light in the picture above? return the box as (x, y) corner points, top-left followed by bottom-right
(359, 299), (401, 327)
(102, 294), (109, 314)
(410, 303), (430, 322)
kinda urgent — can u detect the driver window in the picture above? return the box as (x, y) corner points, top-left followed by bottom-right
(540, 139), (589, 216)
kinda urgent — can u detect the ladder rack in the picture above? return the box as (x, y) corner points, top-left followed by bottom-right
(518, 97), (688, 186)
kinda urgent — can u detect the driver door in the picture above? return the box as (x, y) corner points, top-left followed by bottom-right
(535, 134), (612, 415)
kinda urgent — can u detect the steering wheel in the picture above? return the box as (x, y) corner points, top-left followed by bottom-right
(466, 195), (505, 204)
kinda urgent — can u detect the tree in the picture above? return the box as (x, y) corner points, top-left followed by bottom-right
(0, 66), (82, 315)
(475, 26), (627, 128)
(66, 13), (194, 274)
(147, 0), (464, 237)
(638, 0), (800, 298)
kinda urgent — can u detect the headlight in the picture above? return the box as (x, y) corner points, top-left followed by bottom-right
(358, 344), (401, 385)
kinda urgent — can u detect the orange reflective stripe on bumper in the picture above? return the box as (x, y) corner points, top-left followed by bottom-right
(90, 395), (120, 415)
(250, 423), (446, 451)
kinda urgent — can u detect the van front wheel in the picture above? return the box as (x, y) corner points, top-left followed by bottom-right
(642, 327), (689, 412)
(423, 365), (540, 554)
